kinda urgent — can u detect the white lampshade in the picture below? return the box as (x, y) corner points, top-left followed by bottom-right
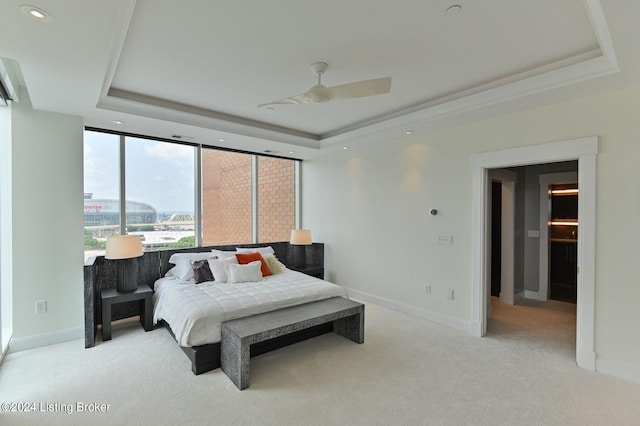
(105, 234), (143, 260)
(290, 229), (312, 245)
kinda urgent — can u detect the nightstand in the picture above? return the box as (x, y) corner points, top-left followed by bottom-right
(100, 285), (153, 341)
(289, 264), (324, 279)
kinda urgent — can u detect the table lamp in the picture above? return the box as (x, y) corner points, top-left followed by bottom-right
(290, 229), (312, 268)
(105, 234), (144, 293)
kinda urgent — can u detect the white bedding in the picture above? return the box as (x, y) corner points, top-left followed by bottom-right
(153, 269), (348, 347)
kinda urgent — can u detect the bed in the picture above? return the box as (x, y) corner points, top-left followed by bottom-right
(156, 248), (351, 374)
(153, 268), (348, 348)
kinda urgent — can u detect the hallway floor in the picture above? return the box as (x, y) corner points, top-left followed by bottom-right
(488, 296), (577, 361)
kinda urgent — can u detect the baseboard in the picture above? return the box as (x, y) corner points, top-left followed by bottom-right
(468, 320), (483, 337)
(346, 288), (471, 334)
(577, 348), (596, 371)
(0, 342), (9, 366)
(596, 356), (640, 384)
(9, 327), (84, 353)
(524, 290), (547, 301)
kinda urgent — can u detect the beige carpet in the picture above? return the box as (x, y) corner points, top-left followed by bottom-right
(1, 298), (639, 425)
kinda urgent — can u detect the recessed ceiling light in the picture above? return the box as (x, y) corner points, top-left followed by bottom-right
(20, 5), (53, 22)
(343, 146), (348, 150)
(112, 120), (124, 125)
(265, 107), (274, 111)
(219, 138), (225, 142)
(445, 4), (462, 15)
(288, 150), (295, 154)
(405, 130), (413, 135)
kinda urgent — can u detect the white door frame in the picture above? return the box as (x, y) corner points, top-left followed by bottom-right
(488, 169), (517, 305)
(538, 171), (579, 302)
(470, 136), (597, 371)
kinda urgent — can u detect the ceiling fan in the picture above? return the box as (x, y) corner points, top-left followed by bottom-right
(258, 62), (391, 108)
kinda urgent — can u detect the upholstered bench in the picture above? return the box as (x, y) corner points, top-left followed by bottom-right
(220, 297), (364, 390)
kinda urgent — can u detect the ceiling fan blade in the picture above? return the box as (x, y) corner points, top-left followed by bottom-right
(258, 84), (332, 108)
(328, 77), (391, 100)
(258, 93), (309, 108)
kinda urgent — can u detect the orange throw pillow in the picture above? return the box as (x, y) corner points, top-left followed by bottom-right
(235, 252), (271, 277)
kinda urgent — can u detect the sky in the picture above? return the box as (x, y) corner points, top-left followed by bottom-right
(83, 131), (195, 213)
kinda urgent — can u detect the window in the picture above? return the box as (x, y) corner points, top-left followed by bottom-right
(125, 137), (195, 250)
(202, 149), (252, 245)
(83, 129), (298, 256)
(258, 156), (295, 242)
(0, 100), (11, 355)
(83, 131), (120, 260)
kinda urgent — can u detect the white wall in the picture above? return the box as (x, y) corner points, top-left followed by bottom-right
(303, 85), (640, 372)
(9, 92), (84, 349)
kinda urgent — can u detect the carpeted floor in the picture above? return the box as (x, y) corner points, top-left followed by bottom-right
(1, 298), (639, 425)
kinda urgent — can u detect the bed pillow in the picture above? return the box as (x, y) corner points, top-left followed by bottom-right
(235, 252), (271, 277)
(164, 267), (176, 278)
(262, 253), (284, 275)
(190, 257), (216, 284)
(168, 252), (214, 281)
(207, 256), (238, 283)
(168, 252), (214, 264)
(210, 249), (237, 259)
(236, 246), (275, 256)
(228, 261), (263, 284)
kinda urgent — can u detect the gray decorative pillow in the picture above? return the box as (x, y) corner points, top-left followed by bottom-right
(191, 256), (216, 284)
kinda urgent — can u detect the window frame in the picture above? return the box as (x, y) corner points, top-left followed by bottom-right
(84, 127), (301, 250)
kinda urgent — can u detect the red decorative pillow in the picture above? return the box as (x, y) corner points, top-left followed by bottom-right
(235, 252), (271, 277)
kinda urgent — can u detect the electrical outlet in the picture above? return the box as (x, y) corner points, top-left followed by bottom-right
(437, 235), (453, 245)
(425, 285), (431, 295)
(35, 299), (47, 314)
(527, 230), (540, 238)
(447, 289), (454, 300)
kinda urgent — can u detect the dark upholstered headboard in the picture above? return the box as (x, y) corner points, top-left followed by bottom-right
(83, 241), (324, 348)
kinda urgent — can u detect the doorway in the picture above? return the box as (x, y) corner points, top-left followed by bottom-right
(488, 169), (517, 306)
(549, 183), (579, 303)
(538, 171), (578, 303)
(471, 137), (597, 371)
(490, 181), (501, 298)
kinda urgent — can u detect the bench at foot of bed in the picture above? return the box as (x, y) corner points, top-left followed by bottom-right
(220, 296), (364, 390)
(174, 320), (351, 376)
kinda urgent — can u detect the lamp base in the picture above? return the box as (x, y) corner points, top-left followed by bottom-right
(116, 258), (138, 293)
(292, 245), (307, 269)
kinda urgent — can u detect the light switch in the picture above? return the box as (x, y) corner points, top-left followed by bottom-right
(437, 235), (453, 245)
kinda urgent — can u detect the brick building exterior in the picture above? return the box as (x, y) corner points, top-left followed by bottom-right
(258, 156), (295, 242)
(201, 150), (294, 246)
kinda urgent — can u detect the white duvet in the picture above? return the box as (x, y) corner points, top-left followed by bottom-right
(153, 269), (348, 347)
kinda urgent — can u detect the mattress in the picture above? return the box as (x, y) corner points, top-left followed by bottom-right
(153, 269), (348, 347)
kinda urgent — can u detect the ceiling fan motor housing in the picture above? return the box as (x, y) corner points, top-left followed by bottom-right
(305, 84), (331, 103)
